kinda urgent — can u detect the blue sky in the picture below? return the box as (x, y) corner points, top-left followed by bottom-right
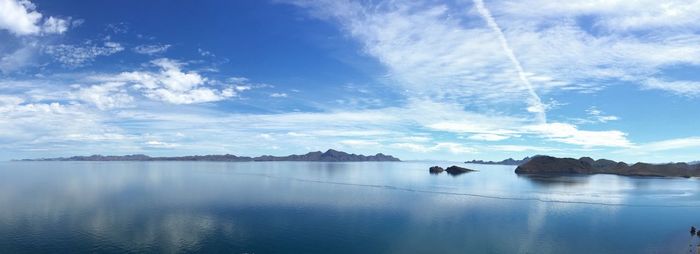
(2, 0), (700, 162)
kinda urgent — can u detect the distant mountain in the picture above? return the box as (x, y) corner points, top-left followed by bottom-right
(515, 155), (700, 178)
(18, 149), (401, 162)
(465, 157), (532, 165)
(252, 149), (400, 162)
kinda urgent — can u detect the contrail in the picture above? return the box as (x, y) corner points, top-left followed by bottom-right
(473, 0), (547, 123)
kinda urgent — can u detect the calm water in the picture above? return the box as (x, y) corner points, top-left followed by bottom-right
(0, 161), (699, 253)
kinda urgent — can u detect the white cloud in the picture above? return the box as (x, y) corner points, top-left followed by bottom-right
(104, 22), (128, 34)
(643, 78), (700, 97)
(430, 115), (630, 148)
(133, 44), (171, 55)
(63, 133), (129, 142)
(0, 95), (24, 106)
(497, 0), (700, 31)
(291, 1), (539, 110)
(391, 142), (476, 154)
(197, 48), (213, 57)
(41, 16), (68, 34)
(434, 142), (477, 154)
(572, 106), (619, 124)
(397, 136), (432, 143)
(145, 140), (179, 148)
(486, 0), (700, 93)
(0, 0), (71, 36)
(340, 140), (380, 147)
(258, 133), (274, 140)
(0, 43), (37, 73)
(44, 42), (124, 66)
(489, 145), (558, 152)
(391, 143), (433, 153)
(427, 121), (518, 136)
(270, 93), (288, 98)
(0, 0), (42, 35)
(467, 133), (510, 141)
(285, 0), (691, 153)
(586, 107), (618, 123)
(473, 0), (546, 122)
(286, 132), (307, 137)
(636, 137), (700, 152)
(0, 100), (121, 145)
(525, 123), (632, 148)
(292, 0), (700, 111)
(75, 82), (133, 110)
(8, 0), (698, 159)
(108, 58), (241, 104)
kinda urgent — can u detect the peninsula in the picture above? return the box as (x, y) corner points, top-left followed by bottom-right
(515, 156), (700, 178)
(18, 149), (401, 162)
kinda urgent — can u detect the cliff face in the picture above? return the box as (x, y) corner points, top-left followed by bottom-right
(515, 156), (700, 177)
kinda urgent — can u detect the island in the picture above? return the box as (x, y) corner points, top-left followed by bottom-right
(429, 165), (477, 176)
(18, 149), (401, 162)
(429, 166), (444, 174)
(515, 155), (700, 178)
(465, 157), (531, 165)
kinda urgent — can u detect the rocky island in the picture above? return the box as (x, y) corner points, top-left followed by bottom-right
(19, 149), (401, 162)
(515, 155), (700, 178)
(429, 165), (477, 176)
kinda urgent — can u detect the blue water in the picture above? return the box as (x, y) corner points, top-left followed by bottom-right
(0, 161), (699, 253)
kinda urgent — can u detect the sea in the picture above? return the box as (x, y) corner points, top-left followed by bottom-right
(0, 161), (698, 253)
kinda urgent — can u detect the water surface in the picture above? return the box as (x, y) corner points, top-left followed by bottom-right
(0, 161), (698, 253)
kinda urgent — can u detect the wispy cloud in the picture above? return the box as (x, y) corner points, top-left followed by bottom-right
(44, 42), (124, 67)
(391, 142), (476, 155)
(643, 78), (700, 97)
(289, 0), (549, 113)
(133, 44), (171, 55)
(472, 0), (546, 122)
(525, 123), (632, 148)
(572, 106), (619, 124)
(0, 42), (38, 73)
(497, 0), (700, 31)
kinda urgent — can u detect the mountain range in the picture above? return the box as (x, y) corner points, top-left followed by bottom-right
(18, 149), (401, 162)
(465, 157), (532, 165)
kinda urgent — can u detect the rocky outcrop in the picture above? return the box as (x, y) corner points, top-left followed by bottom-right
(429, 165), (477, 175)
(445, 165), (477, 175)
(429, 166), (444, 174)
(515, 156), (700, 177)
(20, 149), (401, 162)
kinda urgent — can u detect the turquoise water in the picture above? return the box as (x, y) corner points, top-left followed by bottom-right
(0, 161), (699, 253)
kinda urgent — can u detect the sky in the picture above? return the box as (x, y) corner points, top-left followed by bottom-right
(1, 0), (700, 162)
